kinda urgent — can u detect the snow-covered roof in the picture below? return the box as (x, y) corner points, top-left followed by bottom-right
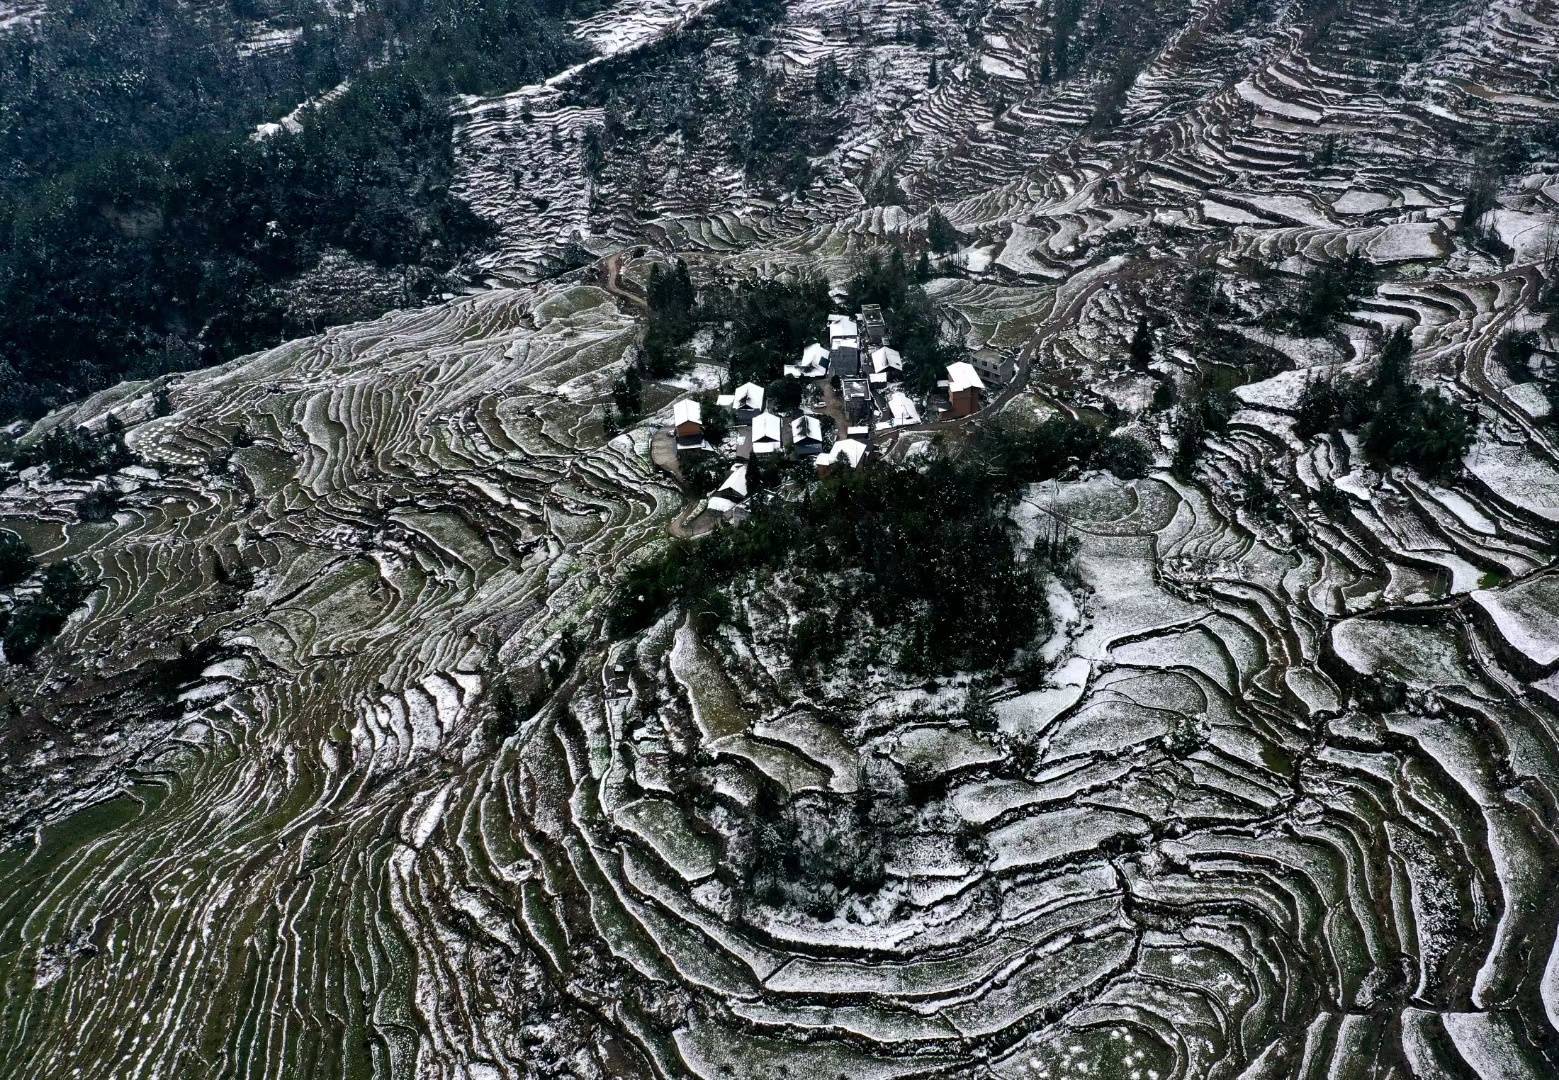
(751, 412), (783, 450)
(870, 345), (903, 373)
(788, 342), (830, 379)
(791, 415), (823, 443)
(947, 362), (985, 392)
(708, 465), (748, 512)
(732, 383), (765, 411)
(820, 438), (868, 469)
(886, 391), (920, 426)
(828, 314), (858, 343)
(672, 399), (702, 426)
(716, 393), (735, 407)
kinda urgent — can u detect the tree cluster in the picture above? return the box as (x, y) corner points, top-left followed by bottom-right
(642, 260), (698, 376)
(1172, 381), (1236, 478)
(1291, 250), (1375, 336)
(609, 415), (1148, 675)
(844, 249), (965, 393)
(14, 418), (134, 479)
(709, 273), (833, 388)
(1294, 328), (1475, 479)
(0, 0), (602, 422)
(0, 548), (92, 664)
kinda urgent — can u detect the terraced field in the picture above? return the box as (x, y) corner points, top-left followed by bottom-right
(5, 0), (1559, 1076)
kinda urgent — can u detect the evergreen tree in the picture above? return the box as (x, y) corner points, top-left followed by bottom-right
(1128, 315), (1153, 370)
(926, 207), (961, 253)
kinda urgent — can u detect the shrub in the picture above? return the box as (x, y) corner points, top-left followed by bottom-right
(0, 531), (35, 588)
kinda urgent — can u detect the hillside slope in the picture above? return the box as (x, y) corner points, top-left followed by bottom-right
(3, 0), (1559, 1076)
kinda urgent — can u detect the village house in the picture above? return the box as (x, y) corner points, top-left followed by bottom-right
(750, 411), (784, 455)
(831, 344), (862, 378)
(816, 437), (867, 477)
(721, 382), (765, 422)
(857, 304), (887, 347)
(707, 464), (749, 521)
(841, 377), (875, 429)
(828, 314), (858, 346)
(945, 361), (986, 418)
(868, 345), (903, 386)
(885, 390), (921, 427)
(790, 414), (825, 456)
(971, 349), (1015, 387)
(672, 399), (704, 450)
(785, 342), (831, 379)
(826, 312), (861, 377)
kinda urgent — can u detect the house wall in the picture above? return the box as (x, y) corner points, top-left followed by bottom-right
(949, 388), (980, 417)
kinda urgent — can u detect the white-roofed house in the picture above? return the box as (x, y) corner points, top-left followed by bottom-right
(750, 411), (783, 455)
(731, 382), (765, 421)
(869, 345), (904, 386)
(672, 399), (704, 450)
(788, 342), (831, 379)
(816, 437), (868, 477)
(706, 464), (750, 520)
(945, 361), (986, 418)
(886, 390), (921, 427)
(828, 313), (859, 345)
(790, 414), (825, 455)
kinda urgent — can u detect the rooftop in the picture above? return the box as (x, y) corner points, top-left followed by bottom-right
(947, 362), (986, 393)
(672, 399), (702, 426)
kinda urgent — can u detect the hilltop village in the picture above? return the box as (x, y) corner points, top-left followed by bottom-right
(667, 299), (993, 523)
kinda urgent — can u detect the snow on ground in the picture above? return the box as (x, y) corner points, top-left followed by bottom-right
(1471, 575), (1559, 670)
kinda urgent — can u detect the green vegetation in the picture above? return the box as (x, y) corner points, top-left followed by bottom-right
(925, 207), (961, 254)
(1290, 250), (1374, 336)
(1172, 381), (1236, 478)
(610, 259), (703, 430)
(699, 393), (735, 446)
(741, 788), (890, 917)
(569, 0), (845, 195)
(2, 558), (93, 664)
(844, 248), (966, 393)
(670, 711), (982, 921)
(610, 367), (644, 430)
(643, 260), (698, 376)
(1294, 328), (1475, 479)
(0, 532), (35, 589)
(15, 419), (133, 480)
(610, 416), (1147, 675)
(1495, 330), (1557, 417)
(0, 0), (605, 421)
(709, 274), (833, 388)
